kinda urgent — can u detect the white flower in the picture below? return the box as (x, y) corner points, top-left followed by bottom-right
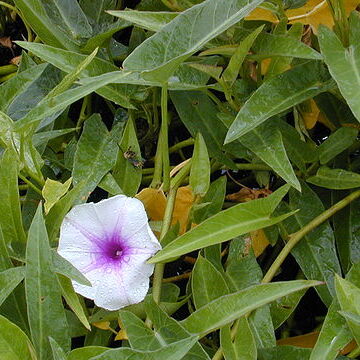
(57, 195), (161, 311)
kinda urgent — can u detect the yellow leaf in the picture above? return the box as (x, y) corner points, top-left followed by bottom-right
(115, 329), (128, 341)
(136, 188), (166, 222)
(246, 7), (278, 22)
(261, 58), (272, 75)
(287, 0), (359, 32)
(247, 1), (360, 33)
(172, 186), (194, 234)
(93, 321), (110, 330)
(317, 112), (337, 131)
(277, 332), (356, 354)
(300, 99), (320, 130)
(277, 331), (319, 348)
(136, 186), (194, 235)
(250, 229), (270, 257)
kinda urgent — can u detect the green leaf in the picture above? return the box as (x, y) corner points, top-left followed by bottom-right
(310, 263), (360, 360)
(0, 267), (25, 307)
(112, 118), (142, 197)
(193, 176), (227, 224)
(68, 347), (108, 360)
(81, 20), (129, 53)
(45, 181), (85, 241)
(144, 297), (210, 360)
(263, 23), (304, 80)
(98, 173), (124, 196)
(79, 0), (117, 28)
(307, 167), (360, 190)
(170, 91), (236, 168)
(310, 301), (352, 360)
(248, 305), (276, 349)
(281, 183), (342, 306)
(107, 10), (177, 32)
(42, 177), (72, 214)
(0, 228), (29, 336)
(13, 0), (91, 51)
(52, 250), (91, 286)
(123, 0), (265, 82)
(16, 42), (139, 109)
(181, 280), (320, 335)
(25, 205), (70, 359)
(0, 149), (27, 244)
(90, 337), (198, 360)
(50, 48), (99, 99)
(270, 288), (307, 329)
(225, 61), (334, 143)
(335, 275), (360, 345)
(57, 274), (91, 330)
(149, 185), (293, 263)
(222, 25), (264, 86)
(49, 337), (67, 360)
(259, 346), (311, 360)
(225, 236), (263, 292)
(192, 255), (230, 309)
(72, 114), (119, 201)
(221, 318), (257, 360)
(0, 63), (47, 113)
(239, 119), (300, 191)
(190, 133), (210, 197)
(318, 12), (360, 123)
(119, 311), (162, 351)
(13, 71), (129, 131)
(33, 128), (77, 147)
(318, 127), (358, 164)
(277, 119), (318, 171)
(0, 314), (36, 360)
(252, 32), (322, 61)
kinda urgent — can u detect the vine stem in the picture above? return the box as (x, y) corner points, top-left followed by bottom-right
(152, 186), (178, 304)
(161, 85), (170, 192)
(146, 161), (191, 328)
(262, 188), (360, 283)
(212, 188), (360, 360)
(18, 173), (42, 196)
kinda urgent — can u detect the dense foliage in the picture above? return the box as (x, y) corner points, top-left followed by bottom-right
(1, 0), (360, 359)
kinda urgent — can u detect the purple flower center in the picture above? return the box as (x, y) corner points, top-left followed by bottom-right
(105, 240), (124, 261)
(66, 217), (132, 274)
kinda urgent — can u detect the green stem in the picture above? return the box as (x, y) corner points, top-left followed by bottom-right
(161, 85), (170, 192)
(76, 95), (90, 130)
(0, 72), (16, 82)
(152, 187), (178, 304)
(147, 163), (191, 329)
(169, 138), (195, 154)
(234, 163), (271, 171)
(262, 188), (360, 283)
(0, 64), (17, 76)
(150, 135), (163, 188)
(18, 173), (42, 196)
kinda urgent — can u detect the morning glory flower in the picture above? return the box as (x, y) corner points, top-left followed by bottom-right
(57, 195), (161, 311)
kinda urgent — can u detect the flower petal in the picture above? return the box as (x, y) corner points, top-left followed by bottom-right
(125, 224), (162, 251)
(93, 253), (155, 310)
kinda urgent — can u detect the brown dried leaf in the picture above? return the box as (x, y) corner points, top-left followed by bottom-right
(226, 187), (272, 203)
(0, 36), (13, 49)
